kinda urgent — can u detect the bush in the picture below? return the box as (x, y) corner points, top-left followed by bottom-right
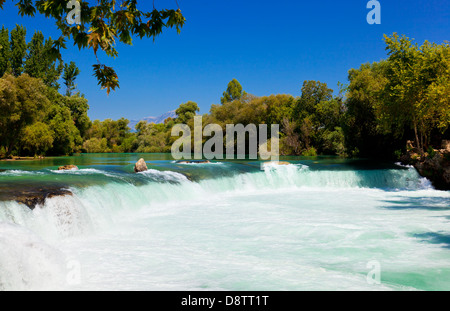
(302, 147), (317, 157)
(322, 127), (346, 156)
(83, 138), (109, 153)
(0, 146), (6, 159)
(427, 146), (437, 159)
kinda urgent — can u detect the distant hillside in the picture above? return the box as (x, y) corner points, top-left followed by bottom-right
(128, 111), (176, 131)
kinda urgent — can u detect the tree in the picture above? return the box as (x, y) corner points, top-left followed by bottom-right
(83, 137), (109, 153)
(221, 79), (245, 104)
(296, 80), (333, 118)
(0, 74), (50, 156)
(21, 122), (54, 156)
(9, 25), (27, 77)
(24, 30), (64, 88)
(135, 121), (168, 153)
(280, 118), (301, 155)
(264, 94), (295, 126)
(322, 127), (346, 156)
(41, 36), (64, 88)
(294, 80), (344, 153)
(83, 118), (134, 152)
(0, 26), (11, 76)
(344, 61), (398, 157)
(46, 104), (82, 155)
(63, 93), (90, 137)
(0, 0), (186, 94)
(24, 31), (45, 78)
(63, 61), (80, 96)
(175, 101), (200, 124)
(377, 33), (450, 153)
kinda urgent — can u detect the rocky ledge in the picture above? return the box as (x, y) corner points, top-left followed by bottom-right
(2, 187), (73, 210)
(401, 140), (450, 191)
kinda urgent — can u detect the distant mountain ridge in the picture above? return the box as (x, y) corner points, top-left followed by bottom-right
(128, 111), (176, 131)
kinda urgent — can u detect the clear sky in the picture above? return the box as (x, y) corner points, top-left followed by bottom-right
(0, 0), (449, 120)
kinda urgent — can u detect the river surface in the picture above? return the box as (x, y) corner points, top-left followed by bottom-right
(0, 154), (449, 290)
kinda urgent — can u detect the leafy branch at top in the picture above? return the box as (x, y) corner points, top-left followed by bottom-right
(0, 0), (186, 94)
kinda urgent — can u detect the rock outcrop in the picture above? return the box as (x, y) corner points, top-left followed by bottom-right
(11, 188), (73, 209)
(58, 165), (79, 171)
(442, 140), (450, 151)
(401, 140), (450, 191)
(134, 158), (148, 172)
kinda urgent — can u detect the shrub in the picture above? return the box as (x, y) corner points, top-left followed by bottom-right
(427, 146), (437, 159)
(302, 147), (317, 157)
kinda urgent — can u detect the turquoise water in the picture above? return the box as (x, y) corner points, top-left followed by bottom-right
(0, 154), (449, 290)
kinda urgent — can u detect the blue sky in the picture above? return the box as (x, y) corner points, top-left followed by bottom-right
(0, 0), (449, 120)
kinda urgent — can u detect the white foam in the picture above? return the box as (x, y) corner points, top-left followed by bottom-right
(138, 168), (190, 182)
(0, 222), (67, 290)
(49, 168), (121, 179)
(172, 161), (224, 165)
(1, 165), (449, 290)
(0, 170), (44, 176)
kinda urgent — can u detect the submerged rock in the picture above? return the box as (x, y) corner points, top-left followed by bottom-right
(58, 165), (78, 171)
(134, 158), (148, 172)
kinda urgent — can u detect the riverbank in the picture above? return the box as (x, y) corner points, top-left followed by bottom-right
(0, 156), (46, 161)
(400, 140), (450, 191)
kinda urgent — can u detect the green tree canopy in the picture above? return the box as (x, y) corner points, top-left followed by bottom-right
(296, 80), (333, 118)
(21, 122), (54, 156)
(0, 26), (11, 76)
(221, 79), (246, 104)
(377, 33), (450, 152)
(9, 24), (27, 77)
(24, 30), (63, 89)
(344, 61), (391, 157)
(175, 101), (200, 124)
(0, 74), (50, 156)
(63, 61), (80, 96)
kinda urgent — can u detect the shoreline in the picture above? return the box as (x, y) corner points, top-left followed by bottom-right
(0, 156), (47, 162)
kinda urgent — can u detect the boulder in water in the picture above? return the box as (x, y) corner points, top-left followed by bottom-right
(134, 158), (148, 172)
(58, 165), (78, 171)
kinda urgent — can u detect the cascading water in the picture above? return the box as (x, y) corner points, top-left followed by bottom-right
(0, 158), (449, 291)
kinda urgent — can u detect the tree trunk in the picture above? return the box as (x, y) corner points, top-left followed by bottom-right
(413, 120), (421, 154)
